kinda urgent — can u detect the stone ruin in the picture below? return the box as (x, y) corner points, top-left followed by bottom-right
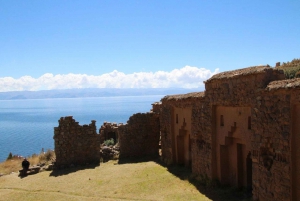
(54, 105), (160, 166)
(99, 122), (120, 144)
(53, 61), (300, 201)
(118, 111), (160, 159)
(53, 116), (100, 168)
(98, 109), (160, 159)
(98, 122), (121, 161)
(160, 65), (300, 201)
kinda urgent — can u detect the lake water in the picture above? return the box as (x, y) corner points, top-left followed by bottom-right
(0, 95), (164, 162)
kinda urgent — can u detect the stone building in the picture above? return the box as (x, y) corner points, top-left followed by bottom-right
(160, 65), (300, 201)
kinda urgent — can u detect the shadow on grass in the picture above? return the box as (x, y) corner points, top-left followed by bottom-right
(118, 155), (157, 165)
(49, 163), (100, 177)
(117, 156), (252, 201)
(154, 159), (252, 201)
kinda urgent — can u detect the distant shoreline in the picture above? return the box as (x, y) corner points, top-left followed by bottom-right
(0, 88), (201, 100)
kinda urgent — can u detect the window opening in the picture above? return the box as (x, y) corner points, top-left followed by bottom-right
(248, 116), (251, 129)
(220, 115), (224, 126)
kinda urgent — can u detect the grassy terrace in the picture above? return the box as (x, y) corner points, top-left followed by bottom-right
(0, 156), (252, 201)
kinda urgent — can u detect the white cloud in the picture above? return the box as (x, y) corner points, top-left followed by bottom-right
(0, 66), (219, 92)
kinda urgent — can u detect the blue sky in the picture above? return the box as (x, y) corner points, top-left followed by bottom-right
(0, 1), (299, 91)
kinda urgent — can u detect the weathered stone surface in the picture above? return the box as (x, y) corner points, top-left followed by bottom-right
(159, 65), (300, 200)
(99, 122), (120, 144)
(118, 112), (160, 159)
(52, 63), (300, 200)
(53, 116), (100, 168)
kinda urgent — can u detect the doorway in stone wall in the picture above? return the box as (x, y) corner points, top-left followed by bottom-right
(246, 152), (252, 191)
(219, 138), (249, 188)
(292, 104), (300, 200)
(214, 106), (252, 189)
(107, 132), (117, 143)
(177, 135), (185, 165)
(220, 145), (229, 184)
(237, 143), (244, 189)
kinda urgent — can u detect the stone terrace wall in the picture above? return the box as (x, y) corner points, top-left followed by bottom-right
(118, 112), (160, 159)
(54, 116), (100, 168)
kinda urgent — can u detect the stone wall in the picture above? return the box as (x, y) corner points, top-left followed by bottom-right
(53, 116), (100, 168)
(251, 79), (300, 201)
(204, 66), (285, 192)
(160, 92), (207, 170)
(159, 65), (300, 200)
(99, 122), (121, 144)
(160, 102), (173, 165)
(152, 102), (161, 113)
(118, 112), (160, 159)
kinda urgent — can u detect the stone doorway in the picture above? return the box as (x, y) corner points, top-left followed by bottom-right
(246, 152), (252, 191)
(237, 143), (244, 188)
(219, 140), (249, 188)
(292, 104), (300, 200)
(220, 144), (229, 184)
(213, 106), (252, 189)
(171, 107), (192, 167)
(107, 131), (117, 143)
(175, 122), (191, 167)
(177, 135), (185, 165)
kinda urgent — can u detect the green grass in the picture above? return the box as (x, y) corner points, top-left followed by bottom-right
(0, 160), (211, 201)
(0, 158), (253, 201)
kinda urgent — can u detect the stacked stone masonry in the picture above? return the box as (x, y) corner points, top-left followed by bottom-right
(160, 65), (300, 201)
(99, 122), (121, 144)
(53, 116), (100, 167)
(118, 112), (160, 159)
(54, 106), (161, 168)
(53, 63), (300, 201)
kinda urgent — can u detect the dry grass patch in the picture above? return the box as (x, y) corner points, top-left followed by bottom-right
(0, 150), (55, 175)
(0, 159), (23, 175)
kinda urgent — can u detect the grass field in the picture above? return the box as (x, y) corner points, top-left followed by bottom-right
(0, 159), (252, 201)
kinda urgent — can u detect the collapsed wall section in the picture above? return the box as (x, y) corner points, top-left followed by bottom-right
(99, 122), (121, 144)
(118, 112), (160, 159)
(53, 116), (100, 168)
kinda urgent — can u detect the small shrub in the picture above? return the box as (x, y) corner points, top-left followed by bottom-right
(104, 138), (115, 146)
(6, 152), (13, 160)
(283, 66), (300, 79)
(39, 149), (55, 163)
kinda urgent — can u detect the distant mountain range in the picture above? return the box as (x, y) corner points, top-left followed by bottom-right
(0, 88), (203, 100)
